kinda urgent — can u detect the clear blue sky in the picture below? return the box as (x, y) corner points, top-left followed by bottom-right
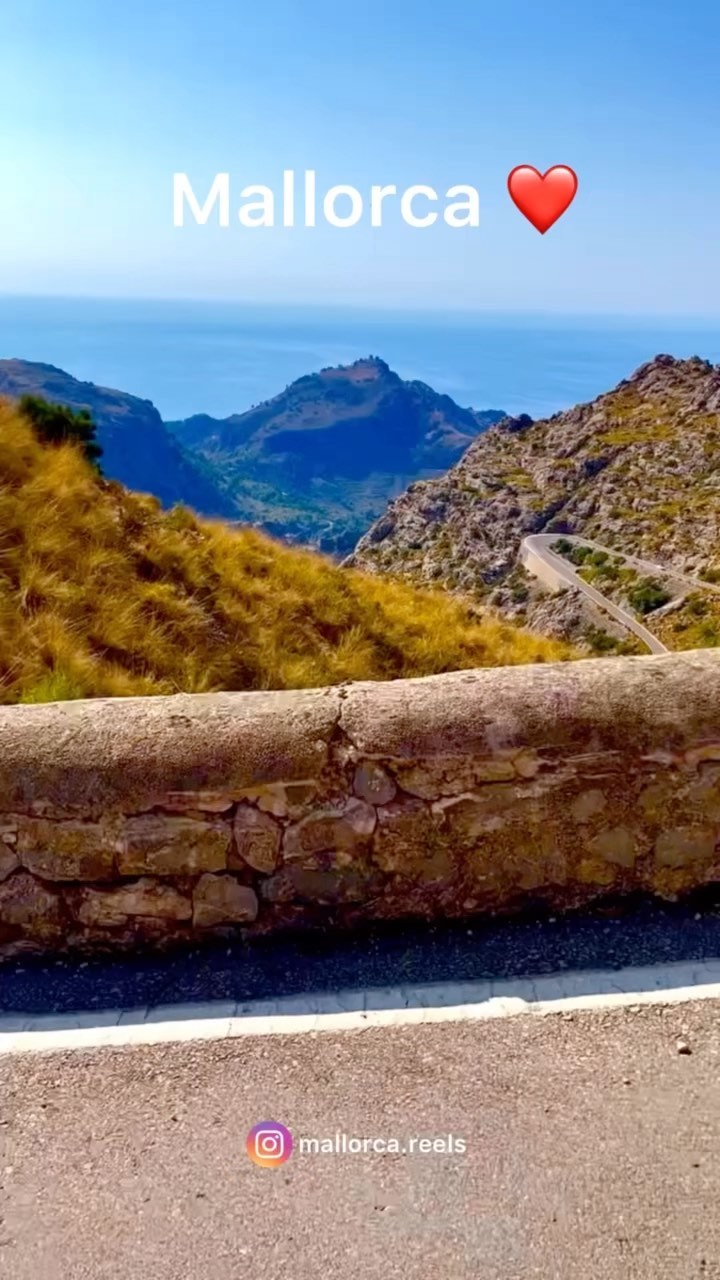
(2, 0), (719, 314)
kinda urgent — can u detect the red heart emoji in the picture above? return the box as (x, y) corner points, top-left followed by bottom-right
(507, 165), (578, 233)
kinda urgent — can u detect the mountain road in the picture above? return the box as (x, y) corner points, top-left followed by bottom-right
(520, 534), (671, 655)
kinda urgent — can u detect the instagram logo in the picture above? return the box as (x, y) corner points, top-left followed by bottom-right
(246, 1120), (294, 1168)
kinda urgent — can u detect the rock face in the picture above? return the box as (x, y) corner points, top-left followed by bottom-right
(347, 355), (720, 643)
(1, 650), (720, 955)
(0, 359), (233, 515)
(167, 357), (505, 553)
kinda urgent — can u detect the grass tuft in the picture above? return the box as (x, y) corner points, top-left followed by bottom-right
(0, 399), (572, 703)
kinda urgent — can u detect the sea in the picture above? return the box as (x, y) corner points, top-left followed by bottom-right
(1, 294), (719, 423)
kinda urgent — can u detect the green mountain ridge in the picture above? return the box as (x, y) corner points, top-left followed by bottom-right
(166, 356), (505, 553)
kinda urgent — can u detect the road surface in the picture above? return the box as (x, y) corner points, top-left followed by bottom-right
(2, 1000), (720, 1278)
(555, 534), (720, 598)
(6, 899), (720, 1023)
(521, 534), (670, 654)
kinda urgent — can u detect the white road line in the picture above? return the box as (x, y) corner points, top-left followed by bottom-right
(2, 958), (720, 1055)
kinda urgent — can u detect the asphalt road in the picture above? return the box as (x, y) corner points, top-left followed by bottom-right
(555, 535), (720, 598)
(2, 1000), (720, 1279)
(5, 896), (720, 1018)
(521, 534), (669, 653)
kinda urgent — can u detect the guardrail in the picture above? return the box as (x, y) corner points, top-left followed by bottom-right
(1, 649), (719, 955)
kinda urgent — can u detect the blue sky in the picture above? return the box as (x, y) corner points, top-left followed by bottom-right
(2, 0), (719, 313)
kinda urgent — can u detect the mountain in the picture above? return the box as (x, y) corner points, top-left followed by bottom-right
(167, 357), (505, 553)
(0, 359), (233, 516)
(348, 355), (720, 650)
(0, 398), (569, 705)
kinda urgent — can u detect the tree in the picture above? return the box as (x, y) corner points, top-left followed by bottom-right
(19, 395), (102, 469)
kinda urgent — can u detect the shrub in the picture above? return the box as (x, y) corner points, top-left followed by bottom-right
(687, 595), (709, 618)
(551, 537), (573, 556)
(19, 395), (102, 468)
(584, 626), (617, 653)
(569, 545), (593, 566)
(626, 578), (671, 616)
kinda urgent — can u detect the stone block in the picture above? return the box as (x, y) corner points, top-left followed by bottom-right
(192, 874), (258, 928)
(74, 878), (192, 928)
(232, 806), (281, 873)
(117, 814), (229, 876)
(588, 826), (638, 868)
(655, 827), (717, 869)
(373, 800), (452, 882)
(282, 799), (376, 864)
(0, 872), (64, 936)
(353, 762), (396, 806)
(0, 846), (20, 883)
(17, 817), (117, 881)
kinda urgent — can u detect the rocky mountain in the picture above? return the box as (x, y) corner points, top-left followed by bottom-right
(167, 357), (505, 553)
(348, 355), (720, 647)
(0, 359), (234, 516)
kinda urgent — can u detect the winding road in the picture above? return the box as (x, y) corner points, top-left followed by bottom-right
(520, 534), (671, 655)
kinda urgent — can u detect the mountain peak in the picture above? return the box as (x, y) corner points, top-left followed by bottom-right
(166, 356), (505, 553)
(621, 352), (718, 398)
(320, 355), (392, 379)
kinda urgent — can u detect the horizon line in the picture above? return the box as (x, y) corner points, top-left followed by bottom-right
(1, 291), (720, 326)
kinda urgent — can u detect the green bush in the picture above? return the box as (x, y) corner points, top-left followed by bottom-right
(598, 562), (620, 582)
(584, 626), (617, 653)
(19, 395), (102, 468)
(569, 545), (593, 566)
(698, 622), (720, 646)
(626, 578), (671, 616)
(687, 595), (709, 618)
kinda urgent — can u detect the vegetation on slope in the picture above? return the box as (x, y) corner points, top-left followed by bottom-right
(548, 538), (720, 649)
(656, 593), (720, 649)
(0, 358), (233, 516)
(0, 400), (569, 704)
(18, 394), (103, 467)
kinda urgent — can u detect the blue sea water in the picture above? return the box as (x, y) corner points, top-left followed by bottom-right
(0, 295), (719, 423)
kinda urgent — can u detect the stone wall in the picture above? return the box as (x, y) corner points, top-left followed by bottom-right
(1, 649), (720, 956)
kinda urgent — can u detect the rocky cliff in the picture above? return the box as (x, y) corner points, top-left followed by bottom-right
(348, 356), (720, 646)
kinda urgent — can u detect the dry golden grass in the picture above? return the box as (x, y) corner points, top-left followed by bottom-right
(0, 400), (572, 703)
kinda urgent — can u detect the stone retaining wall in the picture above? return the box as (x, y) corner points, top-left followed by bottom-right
(1, 649), (720, 956)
